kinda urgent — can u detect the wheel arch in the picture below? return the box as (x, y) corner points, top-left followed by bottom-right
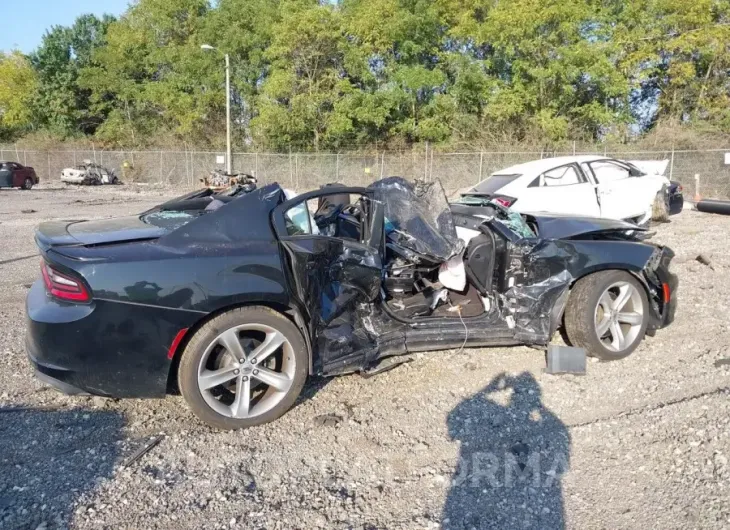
(552, 266), (653, 338)
(165, 300), (312, 393)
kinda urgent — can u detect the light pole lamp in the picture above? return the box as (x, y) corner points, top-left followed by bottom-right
(201, 44), (232, 175)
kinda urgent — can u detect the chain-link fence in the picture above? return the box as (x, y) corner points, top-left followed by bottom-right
(2, 145), (729, 198)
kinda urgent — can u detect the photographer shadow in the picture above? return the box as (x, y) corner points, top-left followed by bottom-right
(443, 372), (570, 529)
(0, 406), (124, 529)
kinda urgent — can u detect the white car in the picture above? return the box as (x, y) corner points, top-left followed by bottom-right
(61, 161), (119, 185)
(465, 155), (673, 224)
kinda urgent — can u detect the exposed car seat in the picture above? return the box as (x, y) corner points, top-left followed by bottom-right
(464, 231), (496, 295)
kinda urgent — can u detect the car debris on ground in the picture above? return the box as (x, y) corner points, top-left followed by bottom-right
(200, 169), (257, 191)
(696, 253), (714, 269)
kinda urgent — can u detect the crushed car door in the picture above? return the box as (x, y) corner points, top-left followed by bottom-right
(272, 187), (384, 374)
(588, 160), (649, 220)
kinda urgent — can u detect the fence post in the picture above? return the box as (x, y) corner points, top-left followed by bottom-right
(159, 151), (163, 183)
(380, 152), (385, 178)
(669, 147), (675, 181)
(255, 152), (259, 177)
(23, 149), (27, 166)
(73, 150), (77, 167)
(429, 148), (434, 181)
(100, 150), (103, 166)
(47, 152), (51, 181)
(294, 153), (299, 190)
(478, 151), (484, 183)
(424, 142), (429, 180)
(573, 141), (576, 156)
(289, 147), (293, 187)
(694, 174), (701, 202)
(336, 153), (340, 180)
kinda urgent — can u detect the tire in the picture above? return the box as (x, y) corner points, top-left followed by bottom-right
(651, 187), (669, 222)
(563, 270), (649, 360)
(178, 306), (308, 430)
(22, 177), (33, 190)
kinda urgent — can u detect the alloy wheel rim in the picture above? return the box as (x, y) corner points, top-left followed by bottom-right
(197, 323), (295, 419)
(594, 281), (644, 352)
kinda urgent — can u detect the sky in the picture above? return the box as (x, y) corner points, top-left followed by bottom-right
(1, 0), (131, 53)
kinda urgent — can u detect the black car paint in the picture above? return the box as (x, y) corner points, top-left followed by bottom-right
(669, 181), (684, 215)
(26, 183), (677, 398)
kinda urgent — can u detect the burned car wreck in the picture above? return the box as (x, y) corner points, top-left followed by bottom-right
(61, 161), (119, 185)
(26, 177), (677, 429)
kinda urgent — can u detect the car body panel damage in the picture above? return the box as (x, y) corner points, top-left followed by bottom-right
(26, 177), (678, 401)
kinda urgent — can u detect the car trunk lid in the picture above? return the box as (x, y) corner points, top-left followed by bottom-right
(36, 216), (172, 249)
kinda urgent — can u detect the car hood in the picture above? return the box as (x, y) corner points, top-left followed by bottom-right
(36, 216), (169, 248)
(525, 213), (645, 240)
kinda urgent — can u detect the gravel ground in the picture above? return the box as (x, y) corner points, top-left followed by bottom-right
(1, 185), (729, 530)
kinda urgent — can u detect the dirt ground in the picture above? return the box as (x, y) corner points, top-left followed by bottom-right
(1, 184), (729, 530)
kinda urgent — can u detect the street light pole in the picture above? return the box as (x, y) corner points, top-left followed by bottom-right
(202, 44), (232, 174)
(224, 53), (232, 175)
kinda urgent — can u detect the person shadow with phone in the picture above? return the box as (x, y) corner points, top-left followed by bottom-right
(442, 372), (571, 529)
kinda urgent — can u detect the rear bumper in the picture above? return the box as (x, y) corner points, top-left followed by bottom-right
(33, 367), (89, 396)
(669, 192), (684, 215)
(25, 279), (195, 398)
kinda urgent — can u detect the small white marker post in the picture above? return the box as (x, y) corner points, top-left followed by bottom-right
(694, 173), (701, 203)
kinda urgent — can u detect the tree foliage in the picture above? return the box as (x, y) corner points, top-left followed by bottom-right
(3, 0), (730, 148)
(0, 52), (38, 138)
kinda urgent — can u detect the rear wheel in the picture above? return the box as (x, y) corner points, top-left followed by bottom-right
(178, 306), (308, 430)
(564, 271), (649, 360)
(22, 177), (33, 190)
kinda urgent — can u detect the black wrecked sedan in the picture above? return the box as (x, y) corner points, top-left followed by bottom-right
(26, 178), (677, 429)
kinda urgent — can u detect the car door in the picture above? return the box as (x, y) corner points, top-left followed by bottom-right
(7, 163), (23, 187)
(512, 163), (601, 217)
(587, 160), (648, 220)
(0, 164), (12, 188)
(271, 187), (384, 373)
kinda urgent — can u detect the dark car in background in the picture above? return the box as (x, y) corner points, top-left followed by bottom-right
(669, 180), (684, 215)
(0, 161), (38, 189)
(26, 178), (677, 430)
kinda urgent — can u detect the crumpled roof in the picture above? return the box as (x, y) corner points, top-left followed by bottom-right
(369, 177), (464, 262)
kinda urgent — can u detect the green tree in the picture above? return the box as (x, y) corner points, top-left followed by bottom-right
(30, 14), (115, 136)
(0, 52), (38, 139)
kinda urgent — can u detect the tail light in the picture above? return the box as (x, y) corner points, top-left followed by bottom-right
(493, 196), (517, 208)
(41, 261), (91, 302)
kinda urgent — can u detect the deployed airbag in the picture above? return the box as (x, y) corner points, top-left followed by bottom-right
(369, 177), (464, 262)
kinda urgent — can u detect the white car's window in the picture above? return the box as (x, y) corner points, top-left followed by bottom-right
(539, 165), (582, 187)
(472, 174), (521, 194)
(590, 161), (630, 183)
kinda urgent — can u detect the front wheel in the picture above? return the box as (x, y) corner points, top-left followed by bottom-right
(563, 271), (649, 360)
(178, 306), (308, 430)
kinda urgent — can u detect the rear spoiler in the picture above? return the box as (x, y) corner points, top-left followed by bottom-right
(627, 159), (669, 176)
